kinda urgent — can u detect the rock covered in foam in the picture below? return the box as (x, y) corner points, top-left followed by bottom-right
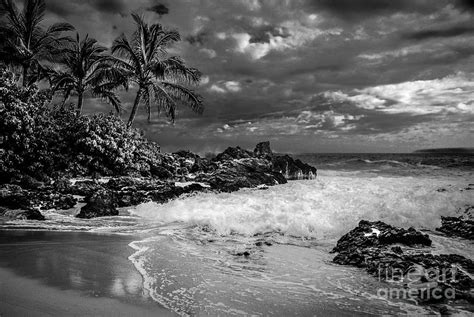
(332, 220), (474, 306)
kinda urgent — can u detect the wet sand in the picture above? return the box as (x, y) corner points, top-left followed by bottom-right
(0, 230), (173, 316)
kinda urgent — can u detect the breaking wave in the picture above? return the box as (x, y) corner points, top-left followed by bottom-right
(131, 171), (472, 240)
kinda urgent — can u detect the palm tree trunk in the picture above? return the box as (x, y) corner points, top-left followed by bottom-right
(22, 64), (29, 87)
(127, 88), (142, 128)
(76, 92), (84, 115)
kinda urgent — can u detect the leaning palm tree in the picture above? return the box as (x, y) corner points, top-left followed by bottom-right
(51, 33), (123, 115)
(110, 14), (203, 128)
(0, 0), (74, 86)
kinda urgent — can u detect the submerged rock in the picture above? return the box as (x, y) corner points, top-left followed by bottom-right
(332, 220), (474, 305)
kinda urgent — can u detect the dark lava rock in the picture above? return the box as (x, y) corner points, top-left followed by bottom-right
(196, 158), (287, 192)
(0, 185), (31, 209)
(436, 216), (474, 240)
(254, 141), (272, 158)
(332, 220), (474, 305)
(150, 164), (174, 179)
(332, 220), (432, 254)
(214, 146), (255, 161)
(76, 190), (119, 218)
(0, 184), (77, 210)
(0, 208), (45, 220)
(271, 154), (317, 180)
(69, 180), (104, 196)
(201, 141), (316, 192)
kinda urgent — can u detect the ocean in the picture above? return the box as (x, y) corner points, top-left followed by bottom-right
(1, 153), (473, 315)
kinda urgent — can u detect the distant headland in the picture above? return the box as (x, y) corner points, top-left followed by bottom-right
(414, 148), (474, 154)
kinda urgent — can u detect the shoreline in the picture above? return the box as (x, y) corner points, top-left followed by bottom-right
(0, 230), (174, 316)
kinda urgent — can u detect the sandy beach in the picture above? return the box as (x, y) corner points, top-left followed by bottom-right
(0, 230), (173, 316)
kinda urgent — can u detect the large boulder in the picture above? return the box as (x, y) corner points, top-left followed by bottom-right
(76, 190), (119, 218)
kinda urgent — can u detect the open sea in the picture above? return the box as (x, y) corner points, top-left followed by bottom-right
(1, 152), (473, 316)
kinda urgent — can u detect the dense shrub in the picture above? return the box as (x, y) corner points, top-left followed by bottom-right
(0, 67), (162, 183)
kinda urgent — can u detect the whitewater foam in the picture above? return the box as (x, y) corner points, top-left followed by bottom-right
(131, 171), (473, 239)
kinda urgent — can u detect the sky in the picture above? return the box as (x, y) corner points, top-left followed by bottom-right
(37, 0), (474, 153)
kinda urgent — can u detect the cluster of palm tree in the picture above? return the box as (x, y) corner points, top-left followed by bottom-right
(0, 0), (203, 127)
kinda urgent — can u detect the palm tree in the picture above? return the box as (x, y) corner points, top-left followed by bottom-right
(110, 14), (203, 128)
(0, 0), (73, 86)
(51, 33), (124, 115)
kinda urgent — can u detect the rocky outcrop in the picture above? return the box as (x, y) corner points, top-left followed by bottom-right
(2, 141), (317, 219)
(332, 220), (474, 305)
(436, 206), (474, 240)
(271, 155), (317, 180)
(254, 141), (272, 158)
(213, 142), (317, 182)
(196, 158), (287, 192)
(437, 216), (474, 240)
(0, 184), (77, 211)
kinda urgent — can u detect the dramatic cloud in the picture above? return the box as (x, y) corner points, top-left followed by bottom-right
(147, 3), (169, 16)
(35, 0), (474, 152)
(405, 24), (474, 40)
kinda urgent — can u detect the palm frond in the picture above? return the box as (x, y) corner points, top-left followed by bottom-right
(150, 56), (201, 84)
(161, 81), (203, 116)
(92, 85), (122, 114)
(46, 22), (74, 34)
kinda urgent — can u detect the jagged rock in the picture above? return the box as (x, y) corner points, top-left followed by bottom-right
(69, 180), (104, 196)
(196, 158), (287, 192)
(0, 184), (77, 210)
(76, 190), (119, 218)
(2, 141), (317, 218)
(436, 216), (474, 240)
(254, 141), (272, 158)
(150, 164), (174, 179)
(332, 220), (432, 254)
(214, 146), (255, 161)
(271, 154), (317, 180)
(332, 220), (474, 305)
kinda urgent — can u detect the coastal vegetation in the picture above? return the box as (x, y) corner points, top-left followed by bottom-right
(0, 0), (203, 126)
(0, 0), (204, 182)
